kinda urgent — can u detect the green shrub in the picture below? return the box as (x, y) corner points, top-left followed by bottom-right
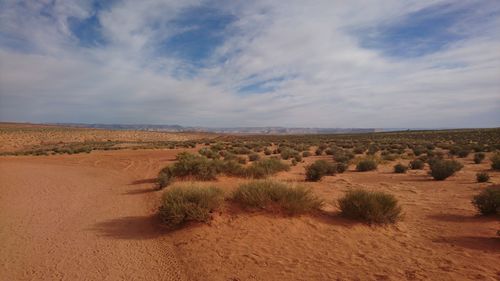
(476, 172), (490, 183)
(305, 160), (336, 181)
(473, 152), (485, 164)
(429, 159), (463, 180)
(232, 180), (323, 215)
(471, 186), (500, 215)
(245, 158), (290, 179)
(491, 154), (500, 170)
(159, 185), (224, 228)
(356, 159), (378, 172)
(338, 189), (402, 224)
(409, 159), (425, 169)
(216, 160), (246, 177)
(394, 163), (408, 173)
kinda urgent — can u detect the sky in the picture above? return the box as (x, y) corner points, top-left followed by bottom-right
(0, 0), (499, 128)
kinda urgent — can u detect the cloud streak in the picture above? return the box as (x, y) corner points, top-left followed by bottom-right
(1, 0), (499, 127)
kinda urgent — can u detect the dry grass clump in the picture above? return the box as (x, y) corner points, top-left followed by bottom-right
(305, 160), (336, 181)
(409, 159), (425, 169)
(356, 158), (378, 172)
(471, 185), (500, 216)
(232, 180), (323, 215)
(338, 189), (402, 224)
(476, 172), (490, 183)
(491, 153), (500, 170)
(245, 158), (290, 178)
(473, 152), (485, 164)
(159, 185), (224, 228)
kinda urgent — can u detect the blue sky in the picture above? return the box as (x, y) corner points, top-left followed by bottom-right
(0, 0), (499, 128)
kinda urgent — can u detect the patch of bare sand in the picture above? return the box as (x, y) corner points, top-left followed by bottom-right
(0, 149), (194, 281)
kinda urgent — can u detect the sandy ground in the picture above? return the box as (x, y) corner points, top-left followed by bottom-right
(0, 123), (212, 152)
(1, 150), (499, 281)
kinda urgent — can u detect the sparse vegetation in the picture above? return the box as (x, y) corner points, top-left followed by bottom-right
(394, 163), (408, 173)
(305, 160), (336, 181)
(338, 189), (402, 224)
(471, 186), (500, 216)
(429, 159), (463, 180)
(356, 159), (378, 172)
(158, 185), (224, 228)
(476, 172), (490, 183)
(232, 180), (323, 215)
(473, 152), (485, 164)
(244, 158), (290, 178)
(409, 159), (425, 170)
(491, 154), (500, 170)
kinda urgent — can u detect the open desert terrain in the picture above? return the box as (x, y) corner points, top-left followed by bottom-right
(1, 126), (499, 281)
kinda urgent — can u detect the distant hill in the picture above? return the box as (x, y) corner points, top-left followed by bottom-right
(49, 123), (380, 135)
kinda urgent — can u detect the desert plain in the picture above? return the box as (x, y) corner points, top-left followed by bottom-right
(0, 124), (499, 281)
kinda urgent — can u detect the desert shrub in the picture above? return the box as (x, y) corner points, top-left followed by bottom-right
(336, 162), (348, 173)
(157, 167), (174, 189)
(353, 147), (365, 154)
(457, 149), (470, 158)
(216, 160), (246, 177)
(382, 154), (397, 161)
(264, 148), (272, 155)
(302, 151), (312, 157)
(159, 185), (224, 228)
(315, 148), (323, 156)
(237, 156), (248, 164)
(199, 147), (220, 159)
(293, 154), (302, 162)
(305, 160), (337, 181)
(232, 180), (323, 214)
(338, 189), (402, 224)
(429, 159), (463, 180)
(333, 151), (355, 163)
(394, 163), (408, 173)
(476, 172), (490, 183)
(471, 186), (500, 215)
(409, 159), (425, 170)
(291, 159), (298, 166)
(491, 154), (500, 170)
(245, 158), (290, 179)
(249, 153), (260, 162)
(356, 159), (378, 172)
(223, 152), (238, 161)
(412, 146), (426, 156)
(473, 152), (485, 164)
(170, 152), (218, 180)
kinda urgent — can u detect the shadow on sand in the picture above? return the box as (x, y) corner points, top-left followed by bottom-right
(433, 235), (500, 252)
(89, 214), (165, 240)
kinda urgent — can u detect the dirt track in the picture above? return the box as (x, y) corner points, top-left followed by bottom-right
(0, 149), (189, 281)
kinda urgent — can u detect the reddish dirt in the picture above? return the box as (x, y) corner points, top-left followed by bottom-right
(1, 150), (499, 281)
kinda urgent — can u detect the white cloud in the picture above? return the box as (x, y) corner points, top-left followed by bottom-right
(0, 0), (499, 127)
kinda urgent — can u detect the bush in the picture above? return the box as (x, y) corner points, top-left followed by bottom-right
(305, 160), (337, 181)
(245, 158), (290, 179)
(457, 149), (470, 158)
(471, 186), (500, 215)
(232, 180), (323, 215)
(429, 159), (463, 180)
(216, 160), (246, 177)
(409, 159), (425, 170)
(476, 172), (490, 183)
(159, 185), (224, 228)
(338, 189), (402, 224)
(157, 167), (174, 189)
(394, 163), (408, 173)
(336, 162), (348, 173)
(491, 154), (500, 170)
(302, 151), (312, 157)
(249, 153), (260, 162)
(356, 159), (378, 172)
(171, 152), (218, 180)
(473, 152), (485, 164)
(264, 148), (272, 155)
